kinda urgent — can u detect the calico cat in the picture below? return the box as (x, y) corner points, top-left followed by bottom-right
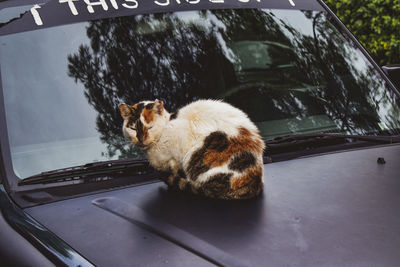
(119, 99), (265, 199)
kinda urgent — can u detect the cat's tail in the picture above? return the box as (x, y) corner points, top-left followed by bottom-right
(163, 166), (263, 200)
(228, 166), (264, 199)
(162, 173), (214, 197)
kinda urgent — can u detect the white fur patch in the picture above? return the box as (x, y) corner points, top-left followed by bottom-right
(194, 163), (238, 184)
(125, 99), (263, 181)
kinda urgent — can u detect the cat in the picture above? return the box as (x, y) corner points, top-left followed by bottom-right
(119, 99), (265, 199)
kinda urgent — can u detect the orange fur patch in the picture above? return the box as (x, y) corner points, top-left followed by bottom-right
(236, 127), (265, 155)
(119, 104), (131, 119)
(143, 127), (149, 142)
(203, 150), (231, 167)
(203, 127), (264, 168)
(142, 109), (154, 123)
(231, 175), (253, 190)
(229, 167), (263, 199)
(231, 167), (263, 190)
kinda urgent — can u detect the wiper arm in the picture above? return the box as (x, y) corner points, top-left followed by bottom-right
(19, 158), (153, 186)
(265, 133), (400, 155)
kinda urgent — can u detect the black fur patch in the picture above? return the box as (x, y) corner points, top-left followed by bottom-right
(178, 169), (186, 178)
(145, 103), (154, 110)
(186, 131), (229, 180)
(202, 173), (233, 198)
(135, 119), (145, 143)
(133, 103), (144, 119)
(128, 102), (144, 127)
(169, 112), (178, 120)
(228, 151), (257, 171)
(203, 131), (229, 152)
(186, 148), (209, 180)
(237, 171), (262, 198)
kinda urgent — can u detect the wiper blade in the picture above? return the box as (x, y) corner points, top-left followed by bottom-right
(18, 158), (153, 186)
(267, 132), (400, 144)
(265, 133), (400, 155)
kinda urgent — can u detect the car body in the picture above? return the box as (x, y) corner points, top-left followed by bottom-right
(1, 0), (400, 266)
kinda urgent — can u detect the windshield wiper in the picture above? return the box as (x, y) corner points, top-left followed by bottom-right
(19, 133), (400, 185)
(264, 133), (400, 158)
(18, 158), (154, 186)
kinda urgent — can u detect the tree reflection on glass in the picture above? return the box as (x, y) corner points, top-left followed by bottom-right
(67, 9), (400, 159)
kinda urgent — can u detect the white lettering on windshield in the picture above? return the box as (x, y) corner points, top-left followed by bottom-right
(288, 0), (295, 6)
(154, 0), (170, 6)
(59, 0), (79, 15)
(155, 0), (236, 6)
(122, 0), (139, 9)
(59, 0), (138, 14)
(31, 0), (282, 26)
(84, 0), (109, 13)
(30, 4), (43, 25)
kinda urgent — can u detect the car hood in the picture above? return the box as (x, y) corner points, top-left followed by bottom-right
(25, 144), (400, 266)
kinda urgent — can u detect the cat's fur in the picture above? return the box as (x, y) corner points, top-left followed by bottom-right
(120, 99), (265, 199)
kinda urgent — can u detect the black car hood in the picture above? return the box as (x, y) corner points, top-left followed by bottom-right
(25, 144), (400, 266)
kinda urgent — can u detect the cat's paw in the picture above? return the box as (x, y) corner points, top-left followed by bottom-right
(165, 174), (189, 192)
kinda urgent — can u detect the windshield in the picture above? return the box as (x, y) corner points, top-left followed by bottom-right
(1, 7), (400, 178)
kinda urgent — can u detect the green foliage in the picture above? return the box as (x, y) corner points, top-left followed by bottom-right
(325, 0), (400, 65)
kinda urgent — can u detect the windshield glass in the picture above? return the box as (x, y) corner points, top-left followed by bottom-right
(1, 8), (400, 178)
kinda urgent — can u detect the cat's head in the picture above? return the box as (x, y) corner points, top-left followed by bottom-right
(119, 99), (169, 149)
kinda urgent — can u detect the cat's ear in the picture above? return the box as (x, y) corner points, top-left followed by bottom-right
(119, 104), (132, 120)
(155, 99), (164, 114)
